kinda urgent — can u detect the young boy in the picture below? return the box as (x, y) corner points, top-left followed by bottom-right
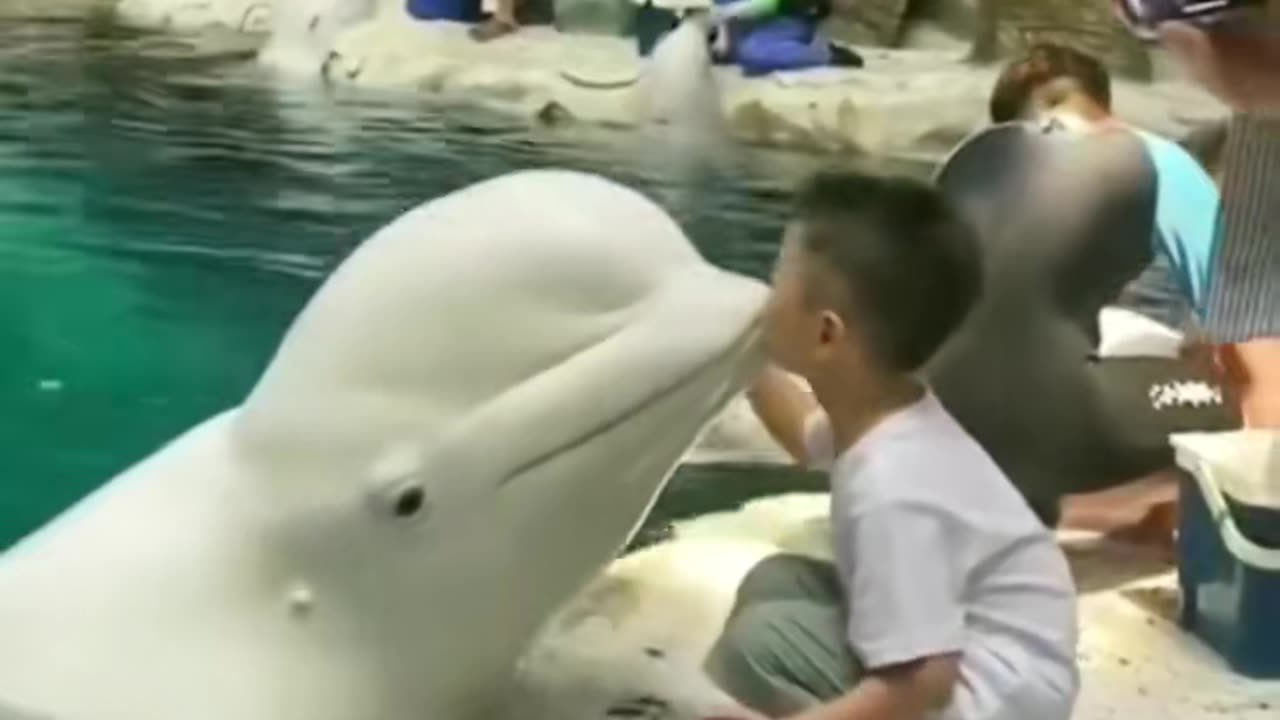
(703, 171), (1079, 720)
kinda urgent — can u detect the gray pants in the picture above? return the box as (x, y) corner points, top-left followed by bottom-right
(703, 555), (863, 716)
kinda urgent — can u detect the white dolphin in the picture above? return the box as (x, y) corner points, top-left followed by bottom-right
(634, 8), (724, 137)
(0, 169), (767, 720)
(257, 0), (381, 77)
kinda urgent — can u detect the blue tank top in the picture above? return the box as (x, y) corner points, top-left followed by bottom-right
(1133, 129), (1221, 319)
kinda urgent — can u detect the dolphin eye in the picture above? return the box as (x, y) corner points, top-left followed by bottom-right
(393, 485), (427, 518)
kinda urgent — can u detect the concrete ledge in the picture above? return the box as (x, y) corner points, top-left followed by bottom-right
(109, 2), (1231, 157)
(322, 18), (1228, 157)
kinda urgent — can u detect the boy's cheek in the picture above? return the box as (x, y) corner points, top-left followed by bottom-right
(761, 320), (805, 375)
(759, 316), (787, 362)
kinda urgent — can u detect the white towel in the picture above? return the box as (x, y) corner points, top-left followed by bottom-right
(771, 67), (857, 87)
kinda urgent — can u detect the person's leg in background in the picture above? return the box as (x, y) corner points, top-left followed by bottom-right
(734, 18), (829, 76)
(734, 17), (861, 76)
(1059, 353), (1242, 553)
(1217, 340), (1280, 427)
(471, 0), (521, 41)
(703, 554), (863, 716)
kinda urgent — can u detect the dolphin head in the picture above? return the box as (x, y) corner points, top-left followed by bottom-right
(231, 169), (766, 708)
(638, 9), (724, 140)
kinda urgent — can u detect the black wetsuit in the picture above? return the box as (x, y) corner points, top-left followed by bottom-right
(927, 124), (1241, 525)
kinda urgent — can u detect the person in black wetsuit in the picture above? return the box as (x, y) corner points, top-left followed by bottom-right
(926, 123), (1241, 526)
(988, 44), (1222, 337)
(708, 0), (863, 76)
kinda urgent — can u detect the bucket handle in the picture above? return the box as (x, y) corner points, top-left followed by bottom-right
(1176, 445), (1280, 572)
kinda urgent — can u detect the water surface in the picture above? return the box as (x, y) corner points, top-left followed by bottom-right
(0, 17), (923, 547)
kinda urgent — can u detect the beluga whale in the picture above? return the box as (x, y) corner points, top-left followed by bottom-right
(633, 5), (724, 139)
(257, 0), (380, 78)
(0, 169), (768, 720)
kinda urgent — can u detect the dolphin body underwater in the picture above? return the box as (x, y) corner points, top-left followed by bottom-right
(0, 170), (767, 720)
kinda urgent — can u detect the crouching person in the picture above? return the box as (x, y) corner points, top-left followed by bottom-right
(704, 171), (1080, 720)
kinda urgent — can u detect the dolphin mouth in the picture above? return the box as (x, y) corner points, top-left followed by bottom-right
(499, 318), (762, 485)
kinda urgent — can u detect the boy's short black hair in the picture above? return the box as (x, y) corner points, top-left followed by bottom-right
(988, 43), (1112, 123)
(790, 170), (982, 373)
(1180, 120), (1229, 176)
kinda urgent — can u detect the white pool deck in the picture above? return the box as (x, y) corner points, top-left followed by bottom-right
(1063, 531), (1279, 719)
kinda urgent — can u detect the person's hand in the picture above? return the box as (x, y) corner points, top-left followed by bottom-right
(1158, 3), (1280, 115)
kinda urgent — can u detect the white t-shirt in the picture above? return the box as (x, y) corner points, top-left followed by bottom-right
(805, 391), (1079, 720)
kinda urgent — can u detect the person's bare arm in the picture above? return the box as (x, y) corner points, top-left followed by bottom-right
(1159, 1), (1280, 115)
(746, 365), (819, 466)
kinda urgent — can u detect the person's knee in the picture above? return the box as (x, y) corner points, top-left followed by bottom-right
(706, 602), (857, 714)
(705, 604), (806, 701)
(735, 554), (840, 605)
(716, 604), (795, 667)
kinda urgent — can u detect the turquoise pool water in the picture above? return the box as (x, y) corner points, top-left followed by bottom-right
(0, 17), (922, 548)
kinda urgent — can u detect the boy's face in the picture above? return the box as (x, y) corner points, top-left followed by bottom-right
(761, 225), (848, 377)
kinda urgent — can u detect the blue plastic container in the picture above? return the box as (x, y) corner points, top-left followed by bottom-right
(407, 0), (482, 22)
(634, 2), (679, 57)
(1174, 432), (1280, 679)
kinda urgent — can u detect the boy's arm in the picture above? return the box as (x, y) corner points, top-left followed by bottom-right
(788, 655), (960, 720)
(746, 364), (818, 466)
(819, 500), (968, 720)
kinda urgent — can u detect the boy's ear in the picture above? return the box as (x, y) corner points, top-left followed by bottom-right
(818, 309), (845, 346)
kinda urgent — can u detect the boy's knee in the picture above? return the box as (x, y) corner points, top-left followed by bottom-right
(706, 602), (858, 714)
(716, 604), (797, 669)
(705, 605), (811, 709)
(735, 554), (841, 606)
